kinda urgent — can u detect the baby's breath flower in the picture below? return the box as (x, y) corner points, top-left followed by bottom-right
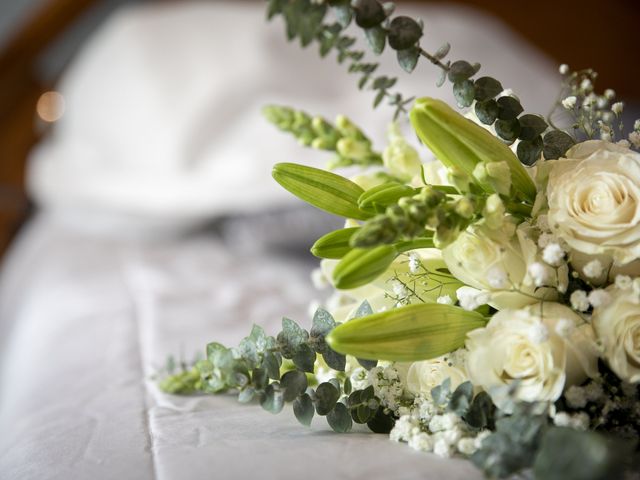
(559, 64), (569, 75)
(580, 78), (593, 92)
(604, 89), (616, 100)
(635, 119), (640, 131)
(629, 131), (640, 149)
(611, 102), (624, 115)
(582, 259), (603, 279)
(527, 262), (551, 287)
(570, 290), (589, 312)
(561, 96), (577, 110)
(615, 274), (632, 290)
(408, 253), (421, 273)
(486, 266), (509, 289)
(588, 289), (611, 308)
(542, 243), (564, 266)
(436, 294), (454, 305)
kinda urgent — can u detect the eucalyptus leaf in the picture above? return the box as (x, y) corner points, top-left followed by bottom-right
(495, 118), (521, 143)
(397, 47), (420, 74)
(431, 377), (451, 405)
(434, 42), (450, 59)
(496, 96), (523, 120)
(327, 402), (353, 433)
(388, 16), (422, 50)
(465, 391), (495, 429)
(448, 60), (476, 82)
(252, 367), (269, 390)
(517, 136), (544, 166)
(453, 79), (475, 108)
(272, 163), (372, 220)
(367, 407), (395, 433)
(263, 351), (282, 380)
(352, 300), (374, 319)
(293, 393), (315, 427)
(261, 382), (284, 414)
(448, 381), (473, 416)
(281, 370), (309, 402)
(331, 2), (352, 28)
(315, 382), (341, 415)
(293, 343), (316, 373)
(277, 317), (309, 359)
(322, 349), (346, 371)
(474, 99), (499, 125)
(238, 387), (256, 404)
(343, 376), (352, 395)
(543, 130), (576, 160)
(353, 0), (386, 28)
(473, 76), (503, 102)
(518, 114), (548, 141)
(365, 25), (386, 54)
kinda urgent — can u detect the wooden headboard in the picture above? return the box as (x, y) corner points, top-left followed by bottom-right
(0, 0), (638, 258)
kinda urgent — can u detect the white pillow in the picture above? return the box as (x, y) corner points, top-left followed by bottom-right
(27, 2), (558, 233)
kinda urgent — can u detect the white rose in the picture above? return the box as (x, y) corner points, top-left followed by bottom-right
(442, 222), (548, 310)
(405, 355), (468, 396)
(591, 286), (640, 383)
(465, 303), (598, 409)
(546, 140), (640, 265)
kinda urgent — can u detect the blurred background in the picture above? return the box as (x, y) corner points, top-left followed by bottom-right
(0, 0), (639, 259)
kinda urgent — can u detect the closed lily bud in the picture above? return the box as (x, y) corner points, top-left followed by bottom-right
(409, 98), (536, 202)
(332, 245), (399, 289)
(326, 303), (487, 361)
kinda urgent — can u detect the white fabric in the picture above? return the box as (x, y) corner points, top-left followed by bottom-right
(0, 214), (483, 479)
(27, 1), (557, 232)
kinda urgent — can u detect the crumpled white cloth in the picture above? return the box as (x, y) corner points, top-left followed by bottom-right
(0, 214), (484, 479)
(27, 1), (557, 233)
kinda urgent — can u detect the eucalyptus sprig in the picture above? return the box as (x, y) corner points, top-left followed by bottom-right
(159, 307), (396, 434)
(267, 0), (576, 165)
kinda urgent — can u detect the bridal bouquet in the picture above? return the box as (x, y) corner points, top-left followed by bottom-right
(160, 1), (640, 478)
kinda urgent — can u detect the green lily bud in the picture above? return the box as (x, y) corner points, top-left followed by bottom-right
(454, 196), (476, 219)
(410, 98), (536, 202)
(332, 245), (399, 289)
(447, 166), (472, 193)
(326, 303), (487, 361)
(337, 137), (372, 161)
(335, 114), (366, 141)
(311, 227), (359, 259)
(485, 160), (512, 196)
(483, 193), (506, 229)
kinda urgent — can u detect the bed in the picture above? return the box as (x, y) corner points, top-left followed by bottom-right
(0, 3), (560, 478)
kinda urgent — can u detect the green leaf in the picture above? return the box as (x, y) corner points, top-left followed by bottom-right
(353, 0), (386, 28)
(533, 427), (635, 480)
(431, 377), (451, 405)
(387, 16), (422, 50)
(238, 387), (256, 404)
(355, 404), (373, 423)
(434, 42), (450, 60)
(293, 393), (314, 426)
(252, 367), (269, 390)
(315, 382), (341, 415)
(331, 2), (352, 28)
(332, 245), (399, 289)
(465, 391), (495, 429)
(473, 76), (503, 101)
(281, 370), (309, 402)
(272, 163), (372, 220)
(397, 47), (420, 74)
(326, 303), (487, 361)
(453, 79), (475, 108)
(495, 118), (522, 143)
(261, 382), (284, 414)
(448, 60), (476, 82)
(373, 90), (386, 108)
(327, 403), (353, 432)
(474, 99), (499, 125)
(322, 349), (346, 371)
(352, 300), (374, 319)
(518, 114), (547, 141)
(343, 376), (352, 395)
(311, 227), (359, 259)
(277, 317), (309, 359)
(263, 351), (282, 380)
(448, 381), (473, 415)
(543, 130), (576, 160)
(410, 98), (536, 202)
(517, 136), (544, 166)
(365, 25), (386, 54)
(310, 308), (336, 341)
(367, 407), (395, 433)
(497, 96), (523, 120)
(293, 343), (316, 373)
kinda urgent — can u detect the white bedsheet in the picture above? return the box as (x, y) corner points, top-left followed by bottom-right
(0, 214), (483, 479)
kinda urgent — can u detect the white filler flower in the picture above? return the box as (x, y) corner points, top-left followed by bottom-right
(466, 303), (599, 409)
